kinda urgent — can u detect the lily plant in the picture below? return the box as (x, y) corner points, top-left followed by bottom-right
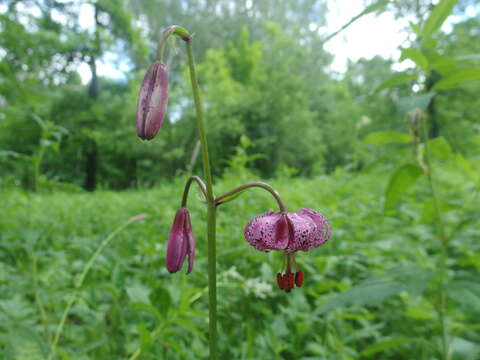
(136, 25), (331, 359)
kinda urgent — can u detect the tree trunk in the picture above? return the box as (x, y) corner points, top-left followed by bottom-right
(84, 140), (97, 191)
(84, 4), (100, 191)
(425, 70), (441, 138)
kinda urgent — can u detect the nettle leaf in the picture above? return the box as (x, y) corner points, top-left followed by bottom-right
(395, 92), (435, 116)
(316, 268), (432, 314)
(360, 337), (412, 357)
(375, 73), (417, 93)
(401, 48), (428, 69)
(364, 131), (411, 146)
(149, 287), (172, 316)
(126, 284), (151, 304)
(446, 281), (480, 313)
(451, 337), (480, 360)
(434, 67), (480, 90)
(8, 326), (47, 360)
(455, 154), (479, 182)
(421, 0), (459, 38)
(384, 164), (423, 210)
(427, 137), (452, 160)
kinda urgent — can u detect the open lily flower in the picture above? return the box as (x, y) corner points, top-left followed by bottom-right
(244, 208), (331, 292)
(166, 208), (195, 274)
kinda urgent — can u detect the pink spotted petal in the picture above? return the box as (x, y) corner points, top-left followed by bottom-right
(244, 210), (290, 251)
(285, 212), (318, 252)
(300, 208), (331, 248)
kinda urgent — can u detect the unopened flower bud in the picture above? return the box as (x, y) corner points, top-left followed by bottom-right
(136, 62), (169, 140)
(166, 208), (195, 274)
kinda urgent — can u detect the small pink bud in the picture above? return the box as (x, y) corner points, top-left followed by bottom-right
(136, 62), (169, 140)
(166, 208), (195, 274)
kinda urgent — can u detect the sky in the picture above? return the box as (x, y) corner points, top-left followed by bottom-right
(76, 1), (415, 83)
(323, 1), (413, 73)
(73, 0), (477, 83)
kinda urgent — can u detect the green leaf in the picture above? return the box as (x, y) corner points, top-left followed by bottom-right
(126, 284), (151, 304)
(149, 287), (171, 316)
(360, 337), (411, 357)
(455, 154), (479, 181)
(427, 137), (452, 160)
(317, 280), (404, 314)
(451, 337), (480, 360)
(364, 131), (412, 146)
(395, 93), (435, 115)
(375, 73), (417, 93)
(128, 302), (162, 321)
(401, 48), (428, 69)
(317, 268), (432, 314)
(434, 68), (480, 90)
(8, 326), (47, 360)
(446, 281), (480, 313)
(421, 0), (459, 38)
(409, 22), (422, 35)
(137, 322), (153, 351)
(384, 164), (423, 209)
(428, 54), (458, 75)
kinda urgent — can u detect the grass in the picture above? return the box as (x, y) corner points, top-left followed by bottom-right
(1, 164), (479, 359)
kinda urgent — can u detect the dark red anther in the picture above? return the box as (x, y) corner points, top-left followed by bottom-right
(295, 270), (304, 287)
(276, 273), (285, 290)
(288, 272), (295, 290)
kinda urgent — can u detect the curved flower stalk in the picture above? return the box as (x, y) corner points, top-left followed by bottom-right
(135, 25), (332, 359)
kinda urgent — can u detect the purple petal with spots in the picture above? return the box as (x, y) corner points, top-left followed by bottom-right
(300, 208), (331, 248)
(244, 208), (331, 253)
(244, 210), (290, 252)
(284, 212), (318, 252)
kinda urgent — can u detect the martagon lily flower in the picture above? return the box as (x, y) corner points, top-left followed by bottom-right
(244, 208), (331, 292)
(166, 208), (196, 274)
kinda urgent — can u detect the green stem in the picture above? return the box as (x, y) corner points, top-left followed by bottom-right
(181, 175), (208, 207)
(421, 115), (449, 360)
(184, 38), (218, 359)
(214, 181), (286, 212)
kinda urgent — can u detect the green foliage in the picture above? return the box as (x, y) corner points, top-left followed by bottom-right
(1, 1), (480, 359)
(421, 0), (459, 38)
(1, 159), (479, 358)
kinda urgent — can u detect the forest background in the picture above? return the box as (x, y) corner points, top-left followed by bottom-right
(1, 0), (479, 359)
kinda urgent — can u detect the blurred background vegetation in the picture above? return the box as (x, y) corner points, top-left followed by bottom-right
(1, 0), (479, 359)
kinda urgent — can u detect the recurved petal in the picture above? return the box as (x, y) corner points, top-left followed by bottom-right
(166, 208), (189, 273)
(284, 211), (318, 252)
(300, 208), (331, 247)
(244, 210), (290, 251)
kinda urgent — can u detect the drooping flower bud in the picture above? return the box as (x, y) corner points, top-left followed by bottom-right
(136, 62), (169, 140)
(166, 208), (195, 274)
